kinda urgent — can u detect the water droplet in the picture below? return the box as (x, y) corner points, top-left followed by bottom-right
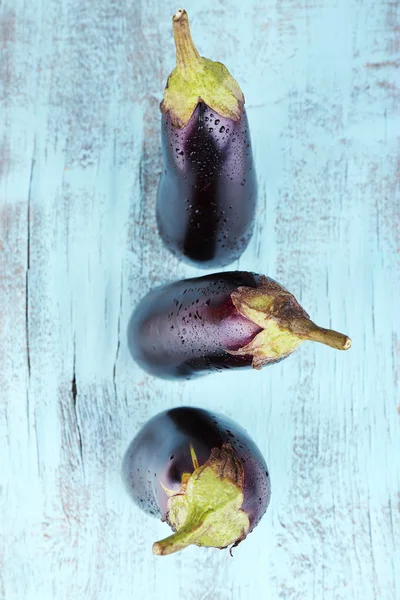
(219, 126), (225, 133)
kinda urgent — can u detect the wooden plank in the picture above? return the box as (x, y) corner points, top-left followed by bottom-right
(1, 0), (399, 598)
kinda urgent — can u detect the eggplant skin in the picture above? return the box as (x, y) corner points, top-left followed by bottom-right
(122, 407), (271, 531)
(128, 271), (265, 380)
(156, 103), (257, 268)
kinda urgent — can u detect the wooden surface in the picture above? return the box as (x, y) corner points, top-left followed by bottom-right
(1, 0), (399, 598)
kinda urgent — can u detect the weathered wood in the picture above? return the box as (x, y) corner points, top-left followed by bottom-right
(1, 0), (399, 598)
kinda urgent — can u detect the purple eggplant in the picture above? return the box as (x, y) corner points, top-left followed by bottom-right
(122, 406), (270, 556)
(156, 9), (256, 268)
(127, 271), (352, 380)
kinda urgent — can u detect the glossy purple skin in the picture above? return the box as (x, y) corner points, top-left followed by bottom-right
(156, 102), (257, 268)
(128, 271), (264, 380)
(122, 407), (271, 532)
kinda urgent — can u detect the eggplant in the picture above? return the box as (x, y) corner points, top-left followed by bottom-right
(156, 9), (257, 268)
(122, 407), (270, 556)
(127, 271), (352, 380)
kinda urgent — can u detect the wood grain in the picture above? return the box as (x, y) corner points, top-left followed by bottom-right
(1, 0), (399, 598)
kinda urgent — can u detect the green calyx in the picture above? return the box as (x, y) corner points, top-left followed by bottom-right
(152, 444), (249, 556)
(161, 9), (244, 128)
(229, 277), (352, 369)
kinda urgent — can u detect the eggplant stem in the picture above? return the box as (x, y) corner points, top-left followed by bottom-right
(295, 319), (352, 350)
(159, 480), (176, 498)
(152, 517), (211, 556)
(154, 445), (249, 556)
(173, 9), (203, 76)
(190, 444), (199, 470)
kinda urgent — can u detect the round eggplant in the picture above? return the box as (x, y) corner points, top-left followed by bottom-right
(127, 271), (352, 380)
(156, 9), (257, 268)
(122, 407), (270, 556)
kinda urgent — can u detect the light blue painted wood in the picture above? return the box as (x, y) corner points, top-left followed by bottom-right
(1, 0), (399, 598)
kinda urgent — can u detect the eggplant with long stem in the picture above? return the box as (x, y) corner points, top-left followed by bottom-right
(122, 407), (271, 556)
(127, 271), (352, 380)
(156, 9), (257, 268)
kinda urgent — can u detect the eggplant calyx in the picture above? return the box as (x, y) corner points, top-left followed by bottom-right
(229, 277), (352, 369)
(152, 444), (249, 556)
(161, 9), (244, 128)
